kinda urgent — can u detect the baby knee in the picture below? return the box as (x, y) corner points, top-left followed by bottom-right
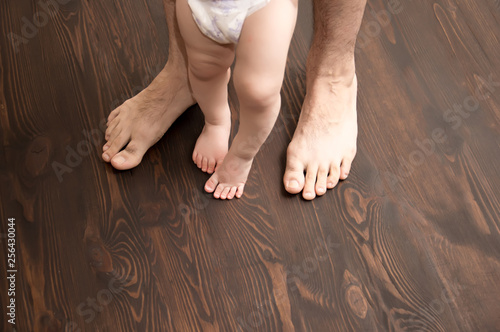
(234, 75), (282, 109)
(188, 55), (231, 82)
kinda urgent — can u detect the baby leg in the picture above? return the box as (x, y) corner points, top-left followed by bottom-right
(205, 0), (298, 199)
(176, 0), (235, 173)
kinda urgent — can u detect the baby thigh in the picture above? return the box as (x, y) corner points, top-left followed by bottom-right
(233, 0), (298, 111)
(176, 0), (234, 81)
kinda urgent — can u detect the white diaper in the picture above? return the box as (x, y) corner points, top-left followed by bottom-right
(187, 0), (270, 44)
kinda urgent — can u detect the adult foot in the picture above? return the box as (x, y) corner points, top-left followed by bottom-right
(102, 63), (195, 170)
(283, 72), (358, 200)
(204, 151), (253, 200)
(192, 121), (231, 174)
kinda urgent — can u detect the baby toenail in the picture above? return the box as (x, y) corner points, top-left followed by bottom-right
(103, 153), (110, 161)
(318, 187), (326, 193)
(287, 180), (299, 189)
(328, 182), (334, 187)
(103, 145), (109, 151)
(305, 192), (314, 198)
(113, 156), (125, 165)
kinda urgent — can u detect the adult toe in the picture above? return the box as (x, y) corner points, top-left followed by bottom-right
(102, 132), (129, 162)
(327, 164), (341, 189)
(283, 158), (305, 195)
(105, 118), (121, 141)
(107, 108), (121, 123)
(339, 157), (353, 180)
(110, 140), (148, 170)
(315, 166), (329, 196)
(302, 165), (318, 200)
(105, 125), (122, 147)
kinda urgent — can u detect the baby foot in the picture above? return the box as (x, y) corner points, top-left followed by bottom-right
(192, 121), (231, 174)
(204, 152), (253, 199)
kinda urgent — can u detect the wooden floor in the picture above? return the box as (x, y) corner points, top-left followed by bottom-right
(1, 0), (500, 331)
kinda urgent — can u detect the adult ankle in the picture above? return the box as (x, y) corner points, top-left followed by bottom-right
(307, 56), (356, 86)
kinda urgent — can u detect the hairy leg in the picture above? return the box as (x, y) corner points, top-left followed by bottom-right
(283, 0), (366, 200)
(205, 0), (298, 199)
(176, 0), (235, 174)
(102, 0), (195, 170)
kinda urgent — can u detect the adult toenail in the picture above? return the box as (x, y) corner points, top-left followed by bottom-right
(113, 156), (125, 165)
(103, 153), (110, 161)
(287, 180), (299, 189)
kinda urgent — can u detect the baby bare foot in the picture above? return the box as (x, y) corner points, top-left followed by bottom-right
(283, 72), (358, 200)
(191, 68), (232, 174)
(204, 152), (253, 200)
(192, 121), (231, 174)
(102, 63), (195, 170)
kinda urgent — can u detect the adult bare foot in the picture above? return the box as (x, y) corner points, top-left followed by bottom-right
(283, 70), (358, 200)
(102, 63), (195, 170)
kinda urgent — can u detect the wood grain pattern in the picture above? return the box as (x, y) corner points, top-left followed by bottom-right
(1, 0), (500, 331)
